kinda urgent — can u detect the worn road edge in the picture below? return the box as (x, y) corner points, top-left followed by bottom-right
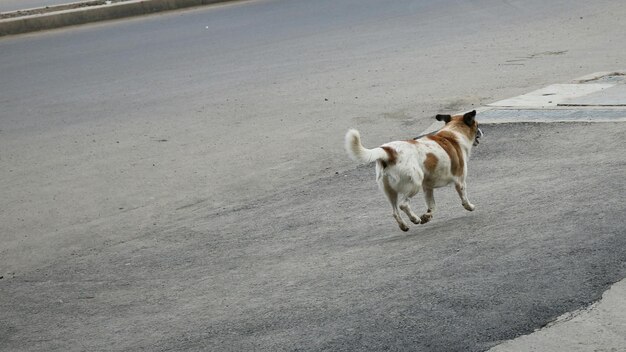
(488, 278), (626, 352)
(0, 0), (246, 37)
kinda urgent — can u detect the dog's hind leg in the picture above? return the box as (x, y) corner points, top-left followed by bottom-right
(398, 174), (423, 225)
(400, 200), (420, 225)
(392, 205), (409, 231)
(381, 177), (409, 232)
(419, 187), (436, 224)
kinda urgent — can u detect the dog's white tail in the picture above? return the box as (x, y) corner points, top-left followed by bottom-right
(344, 129), (389, 163)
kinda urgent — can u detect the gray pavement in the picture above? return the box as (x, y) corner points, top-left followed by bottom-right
(481, 72), (626, 351)
(1, 0), (626, 350)
(1, 119), (625, 351)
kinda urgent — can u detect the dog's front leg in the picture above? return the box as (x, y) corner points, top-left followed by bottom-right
(420, 187), (435, 224)
(455, 181), (475, 211)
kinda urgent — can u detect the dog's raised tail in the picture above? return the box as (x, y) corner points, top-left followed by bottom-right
(345, 129), (389, 163)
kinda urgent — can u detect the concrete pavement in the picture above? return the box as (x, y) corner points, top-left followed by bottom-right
(0, 0), (244, 36)
(2, 112), (625, 351)
(3, 67), (625, 350)
(0, 0), (623, 350)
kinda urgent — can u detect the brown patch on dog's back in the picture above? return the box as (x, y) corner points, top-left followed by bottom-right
(424, 153), (438, 172)
(427, 131), (464, 176)
(380, 146), (397, 168)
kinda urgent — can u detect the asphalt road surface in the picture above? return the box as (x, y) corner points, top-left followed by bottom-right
(1, 0), (625, 351)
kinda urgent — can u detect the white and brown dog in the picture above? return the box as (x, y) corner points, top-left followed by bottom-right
(345, 110), (483, 231)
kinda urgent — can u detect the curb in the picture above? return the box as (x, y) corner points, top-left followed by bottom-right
(572, 71), (625, 83)
(0, 0), (244, 37)
(475, 71), (626, 124)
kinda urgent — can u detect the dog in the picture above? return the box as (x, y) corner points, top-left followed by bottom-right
(345, 110), (483, 231)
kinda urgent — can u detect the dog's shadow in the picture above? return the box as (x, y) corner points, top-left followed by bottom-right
(371, 214), (477, 244)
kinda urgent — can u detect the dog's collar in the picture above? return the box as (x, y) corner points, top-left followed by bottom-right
(413, 130), (438, 140)
(415, 129), (483, 148)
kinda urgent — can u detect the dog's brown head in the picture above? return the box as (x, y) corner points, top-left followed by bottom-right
(436, 110), (483, 146)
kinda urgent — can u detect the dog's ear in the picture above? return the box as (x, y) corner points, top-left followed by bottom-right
(436, 114), (452, 123)
(463, 110), (476, 126)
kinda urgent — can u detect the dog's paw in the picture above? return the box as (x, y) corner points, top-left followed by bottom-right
(399, 223), (410, 232)
(409, 216), (421, 224)
(463, 203), (476, 211)
(419, 213), (432, 224)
